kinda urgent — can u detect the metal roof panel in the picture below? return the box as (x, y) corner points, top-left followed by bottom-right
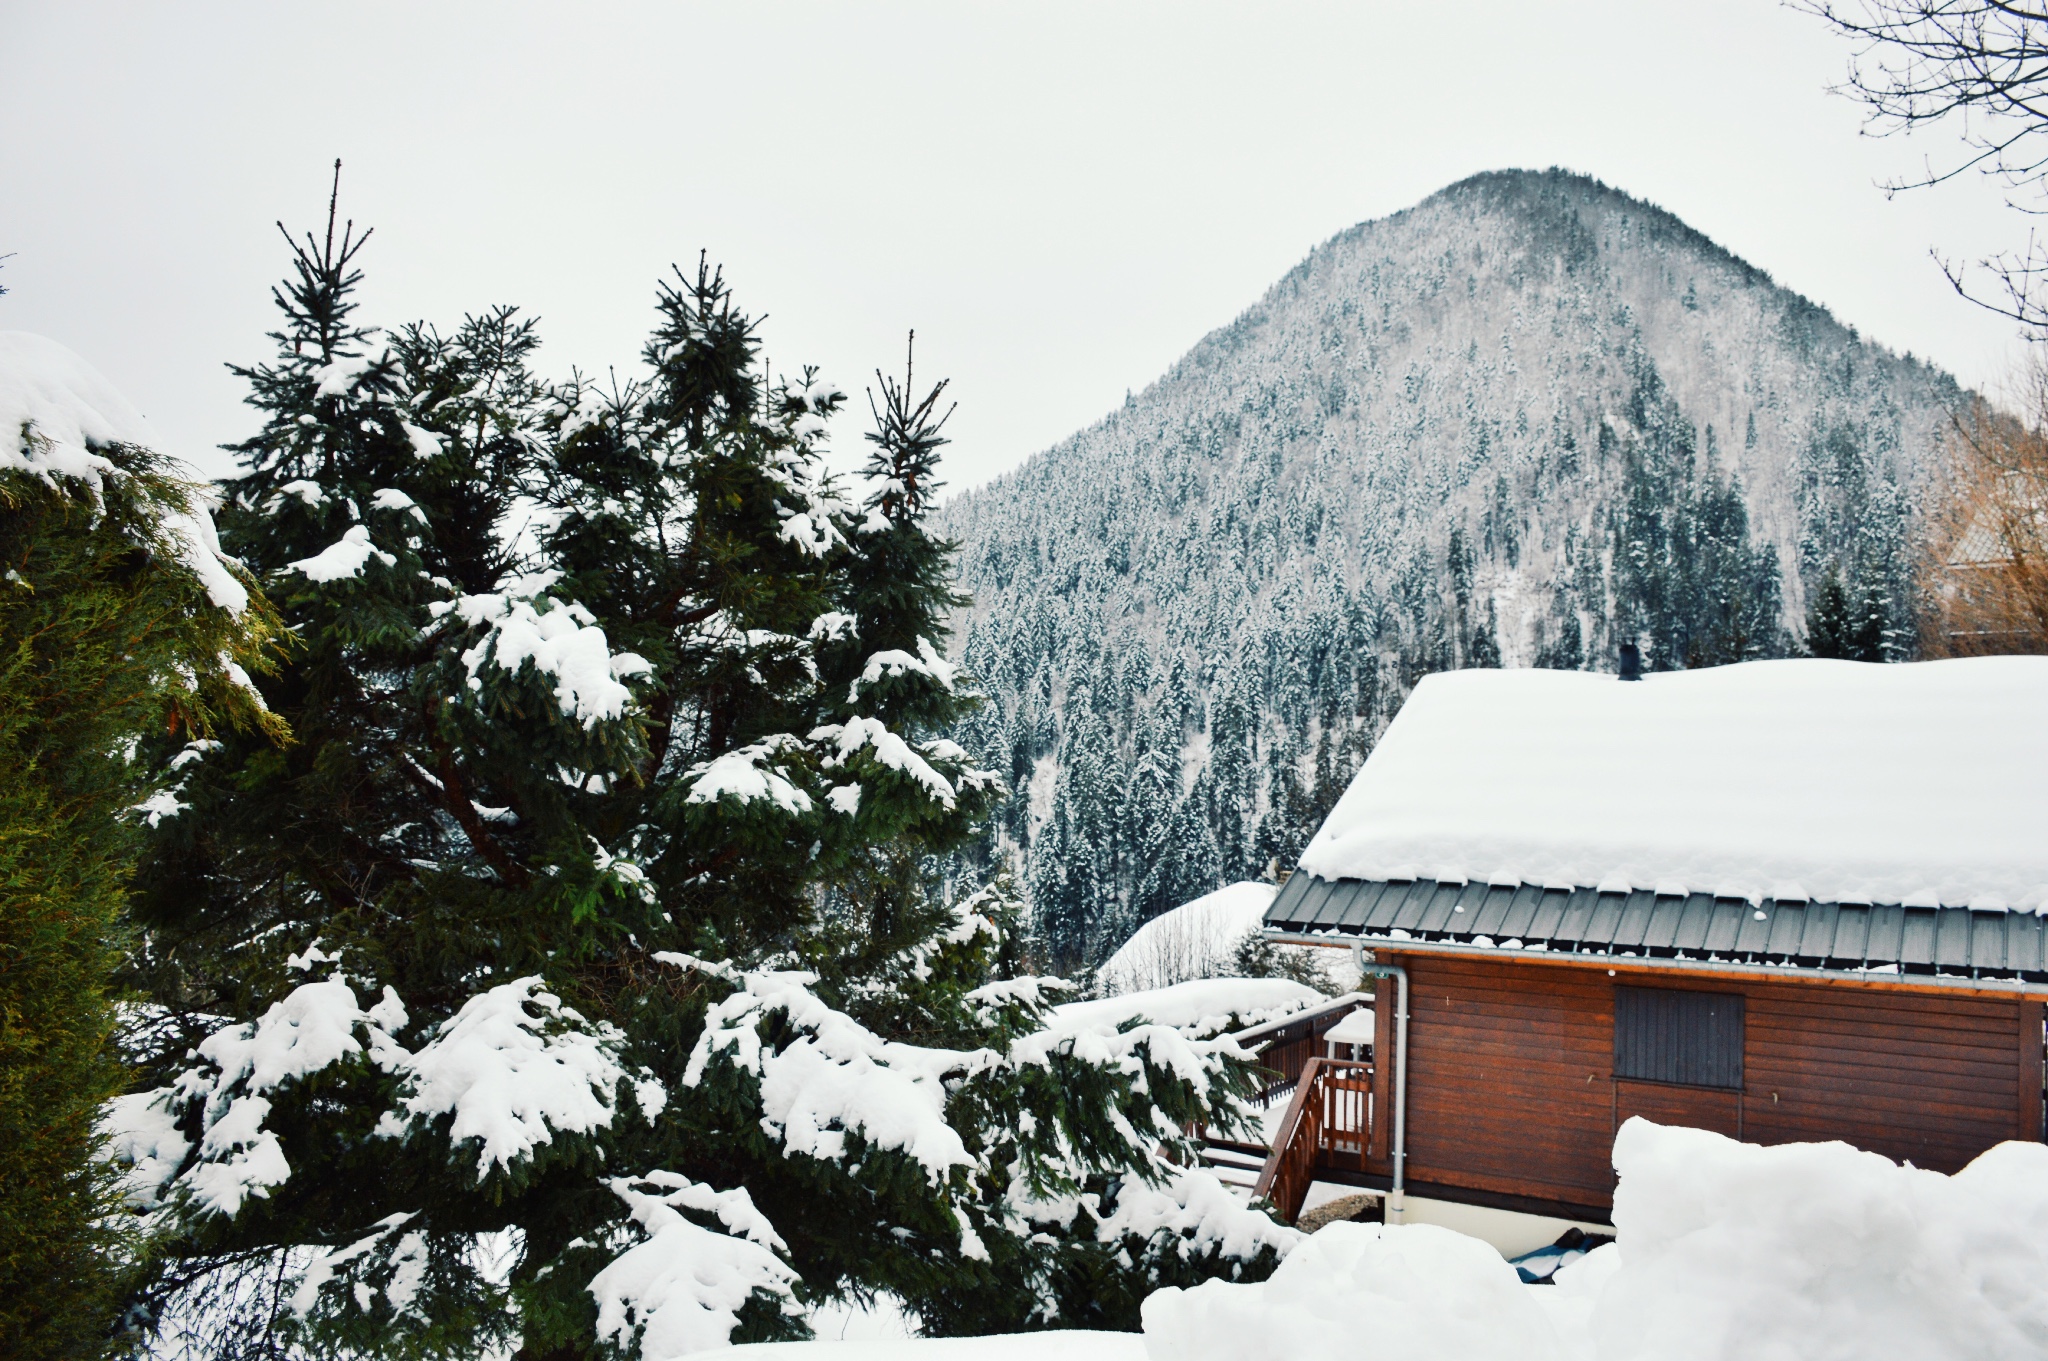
(1270, 874), (2048, 986)
(1799, 901), (1841, 962)
(1614, 892), (1658, 949)
(1703, 899), (1746, 955)
(1526, 888), (1568, 943)
(1470, 885), (1515, 936)
(1672, 895), (1715, 953)
(1935, 909), (1974, 969)
(1500, 884), (1543, 941)
(1556, 888), (1600, 945)
(1826, 904), (1872, 968)
(1363, 879), (1415, 931)
(1289, 874), (1340, 930)
(1733, 902), (1773, 955)
(1766, 903), (1808, 957)
(1866, 904), (1905, 963)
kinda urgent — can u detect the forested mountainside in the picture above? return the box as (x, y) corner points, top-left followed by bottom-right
(936, 168), (1968, 971)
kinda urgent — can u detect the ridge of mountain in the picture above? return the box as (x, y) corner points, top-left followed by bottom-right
(936, 167), (1968, 969)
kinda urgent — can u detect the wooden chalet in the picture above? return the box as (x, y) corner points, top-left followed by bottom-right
(1250, 657), (2048, 1226)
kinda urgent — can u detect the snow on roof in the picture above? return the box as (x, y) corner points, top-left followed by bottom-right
(1297, 658), (2048, 912)
(1321, 1008), (1374, 1046)
(0, 331), (248, 612)
(1050, 977), (1324, 1038)
(1095, 881), (1278, 996)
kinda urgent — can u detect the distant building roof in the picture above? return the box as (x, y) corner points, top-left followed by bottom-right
(1295, 658), (2048, 913)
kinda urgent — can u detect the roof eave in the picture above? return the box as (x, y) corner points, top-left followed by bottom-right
(1265, 928), (2048, 999)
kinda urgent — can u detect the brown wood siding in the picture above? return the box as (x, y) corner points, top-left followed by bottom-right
(1380, 951), (2033, 1215)
(1615, 1079), (1740, 1136)
(1740, 984), (2023, 1171)
(1392, 954), (1619, 1207)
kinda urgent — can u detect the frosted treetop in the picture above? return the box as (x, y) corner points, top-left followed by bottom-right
(0, 331), (249, 612)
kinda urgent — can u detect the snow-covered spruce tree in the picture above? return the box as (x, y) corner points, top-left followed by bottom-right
(113, 197), (1293, 1361)
(0, 333), (277, 1361)
(807, 340), (986, 987)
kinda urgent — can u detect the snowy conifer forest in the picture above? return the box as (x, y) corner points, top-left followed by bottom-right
(940, 169), (1966, 972)
(0, 188), (1309, 1360)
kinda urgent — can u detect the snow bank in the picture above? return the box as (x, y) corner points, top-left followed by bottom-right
(1140, 1118), (2048, 1361)
(1298, 658), (2048, 911)
(732, 1334), (1145, 1361)
(1144, 1221), (1559, 1361)
(1592, 1118), (2048, 1360)
(1096, 883), (1277, 996)
(1051, 978), (1323, 1038)
(0, 330), (248, 611)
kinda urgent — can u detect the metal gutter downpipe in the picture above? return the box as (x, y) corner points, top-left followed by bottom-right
(1265, 929), (1410, 1222)
(1348, 940), (1408, 1224)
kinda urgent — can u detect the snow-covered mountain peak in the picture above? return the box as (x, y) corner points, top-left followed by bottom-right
(940, 167), (1964, 968)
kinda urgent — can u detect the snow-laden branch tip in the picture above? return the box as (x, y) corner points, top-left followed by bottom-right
(684, 736), (812, 815)
(1098, 1167), (1301, 1263)
(433, 592), (650, 728)
(311, 347), (385, 398)
(110, 975), (658, 1216)
(289, 525), (396, 583)
(1, 332), (251, 612)
(110, 978), (410, 1218)
(590, 1173), (800, 1360)
(847, 637), (959, 703)
(682, 968), (989, 1184)
(807, 611), (858, 642)
(289, 1212), (427, 1319)
(813, 716), (957, 809)
(370, 487), (429, 521)
(383, 976), (647, 1178)
(399, 421), (443, 459)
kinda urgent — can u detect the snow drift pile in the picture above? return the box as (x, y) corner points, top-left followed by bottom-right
(1050, 977), (1324, 1039)
(1141, 1117), (2048, 1361)
(1094, 883), (1277, 995)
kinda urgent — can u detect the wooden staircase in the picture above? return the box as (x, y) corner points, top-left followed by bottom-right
(1250, 1055), (1377, 1222)
(1197, 1135), (1270, 1193)
(1180, 995), (1380, 1220)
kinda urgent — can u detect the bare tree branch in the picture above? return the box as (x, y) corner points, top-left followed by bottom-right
(1803, 1), (2048, 326)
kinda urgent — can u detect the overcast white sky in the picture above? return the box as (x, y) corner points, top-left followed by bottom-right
(0, 1), (2032, 489)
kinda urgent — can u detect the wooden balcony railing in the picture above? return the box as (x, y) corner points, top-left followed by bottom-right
(1231, 991), (1371, 1106)
(1249, 1055), (1375, 1222)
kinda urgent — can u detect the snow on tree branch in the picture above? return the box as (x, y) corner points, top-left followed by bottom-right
(288, 524), (396, 582)
(431, 591), (651, 727)
(847, 637), (960, 703)
(381, 977), (644, 1178)
(679, 964), (987, 1183)
(2, 332), (254, 612)
(115, 978), (409, 1218)
(589, 1172), (801, 1360)
(814, 716), (959, 808)
(683, 735), (813, 814)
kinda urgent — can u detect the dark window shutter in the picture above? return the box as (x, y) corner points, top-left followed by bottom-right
(1614, 986), (1744, 1090)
